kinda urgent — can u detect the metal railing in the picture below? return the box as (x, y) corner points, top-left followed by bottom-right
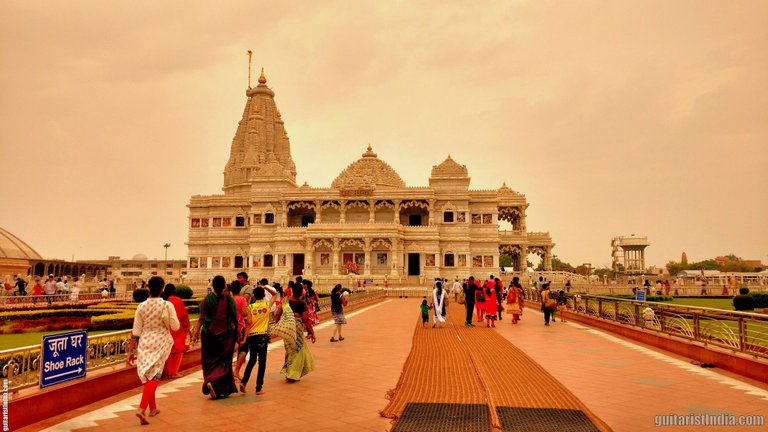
(531, 294), (768, 360)
(0, 290), (387, 393)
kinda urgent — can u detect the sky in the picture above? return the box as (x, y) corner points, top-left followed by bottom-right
(1, 0), (766, 269)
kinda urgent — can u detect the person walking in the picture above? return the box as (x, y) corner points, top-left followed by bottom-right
(271, 281), (316, 381)
(420, 299), (431, 328)
(161, 284), (190, 379)
(126, 276), (180, 425)
(192, 275), (239, 400)
(506, 278), (523, 324)
(482, 277), (499, 328)
(230, 281), (249, 382)
(432, 281), (447, 328)
(239, 287), (271, 395)
(330, 284), (348, 341)
(494, 277), (504, 321)
(541, 282), (555, 326)
(463, 277), (479, 327)
(44, 275), (56, 305)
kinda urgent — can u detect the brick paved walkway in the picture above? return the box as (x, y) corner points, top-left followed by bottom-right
(21, 299), (768, 432)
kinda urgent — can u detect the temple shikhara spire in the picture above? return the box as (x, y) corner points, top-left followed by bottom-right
(188, 73), (553, 282)
(222, 67), (297, 193)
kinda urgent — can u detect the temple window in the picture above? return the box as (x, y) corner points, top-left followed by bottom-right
(234, 255), (244, 268)
(264, 254), (274, 267)
(443, 211), (454, 223)
(444, 254), (455, 267)
(264, 213), (275, 224)
(235, 216), (245, 227)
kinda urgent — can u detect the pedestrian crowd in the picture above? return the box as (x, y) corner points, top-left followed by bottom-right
(126, 272), (349, 426)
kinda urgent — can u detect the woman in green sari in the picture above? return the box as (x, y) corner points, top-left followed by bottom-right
(192, 275), (239, 399)
(271, 281), (316, 381)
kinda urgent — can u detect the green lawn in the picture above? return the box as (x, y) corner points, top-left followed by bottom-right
(668, 298), (735, 311)
(0, 330), (115, 350)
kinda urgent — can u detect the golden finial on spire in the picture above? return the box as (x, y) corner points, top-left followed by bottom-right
(258, 67), (267, 84)
(276, 110), (282, 118)
(367, 144), (372, 152)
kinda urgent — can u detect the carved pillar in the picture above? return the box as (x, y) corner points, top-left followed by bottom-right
(363, 237), (372, 276)
(280, 201), (288, 227)
(304, 239), (314, 276)
(544, 247), (553, 271)
(340, 200), (347, 224)
(521, 205), (528, 232)
(390, 238), (399, 278)
(519, 246), (528, 272)
(368, 200), (376, 223)
(332, 238), (341, 275)
(428, 199), (435, 226)
(314, 200), (323, 224)
(393, 199), (401, 224)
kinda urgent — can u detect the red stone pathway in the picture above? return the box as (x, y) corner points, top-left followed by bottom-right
(20, 299), (768, 431)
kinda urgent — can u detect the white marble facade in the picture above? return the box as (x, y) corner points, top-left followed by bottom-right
(186, 72), (553, 283)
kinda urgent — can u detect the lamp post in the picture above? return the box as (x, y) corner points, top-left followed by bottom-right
(163, 243), (171, 278)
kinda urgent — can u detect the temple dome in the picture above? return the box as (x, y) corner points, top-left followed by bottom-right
(132, 253), (148, 261)
(0, 227), (43, 260)
(431, 155), (468, 178)
(332, 146), (406, 190)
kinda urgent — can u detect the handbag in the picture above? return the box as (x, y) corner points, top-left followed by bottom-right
(476, 291), (486, 302)
(457, 290), (466, 305)
(544, 299), (557, 310)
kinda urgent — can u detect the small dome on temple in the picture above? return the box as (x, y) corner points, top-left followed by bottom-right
(332, 146), (405, 189)
(258, 68), (267, 84)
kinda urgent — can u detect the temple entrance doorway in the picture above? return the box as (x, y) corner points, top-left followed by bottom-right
(293, 254), (305, 276)
(408, 253), (420, 276)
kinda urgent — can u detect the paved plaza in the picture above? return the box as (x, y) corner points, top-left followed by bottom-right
(20, 299), (768, 432)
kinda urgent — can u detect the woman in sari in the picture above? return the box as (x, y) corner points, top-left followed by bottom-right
(126, 276), (179, 425)
(271, 281), (316, 381)
(192, 275), (239, 399)
(506, 278), (523, 324)
(431, 281), (446, 328)
(162, 284), (190, 378)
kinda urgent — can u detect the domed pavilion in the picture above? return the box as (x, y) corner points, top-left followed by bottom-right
(186, 72), (553, 285)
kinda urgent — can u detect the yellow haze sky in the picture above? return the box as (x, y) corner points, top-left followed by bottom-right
(1, 1), (767, 269)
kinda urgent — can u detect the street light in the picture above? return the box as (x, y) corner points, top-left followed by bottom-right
(163, 243), (171, 277)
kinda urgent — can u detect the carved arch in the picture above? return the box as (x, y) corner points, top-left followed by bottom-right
(313, 239), (334, 251)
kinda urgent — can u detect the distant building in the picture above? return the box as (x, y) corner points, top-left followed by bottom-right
(611, 235), (650, 274)
(0, 227), (107, 279)
(85, 255), (188, 281)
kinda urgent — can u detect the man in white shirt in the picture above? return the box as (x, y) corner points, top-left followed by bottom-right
(452, 278), (462, 301)
(44, 275), (57, 305)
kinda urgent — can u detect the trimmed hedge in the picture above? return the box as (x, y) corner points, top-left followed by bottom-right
(751, 292), (768, 309)
(0, 309), (118, 321)
(174, 285), (194, 299)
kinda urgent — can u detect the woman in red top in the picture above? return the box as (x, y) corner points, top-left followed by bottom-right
(161, 284), (191, 378)
(31, 278), (43, 303)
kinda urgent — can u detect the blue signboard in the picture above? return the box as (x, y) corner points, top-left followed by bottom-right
(636, 290), (646, 302)
(40, 330), (87, 388)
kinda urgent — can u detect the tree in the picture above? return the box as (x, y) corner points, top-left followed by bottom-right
(666, 260), (685, 276)
(537, 254), (574, 271)
(594, 268), (613, 279)
(499, 254), (513, 268)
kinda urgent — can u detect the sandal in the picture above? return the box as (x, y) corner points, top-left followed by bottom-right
(338, 337), (345, 341)
(149, 409), (160, 417)
(206, 382), (217, 400)
(135, 410), (149, 425)
(239, 383), (246, 393)
(330, 338), (338, 342)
